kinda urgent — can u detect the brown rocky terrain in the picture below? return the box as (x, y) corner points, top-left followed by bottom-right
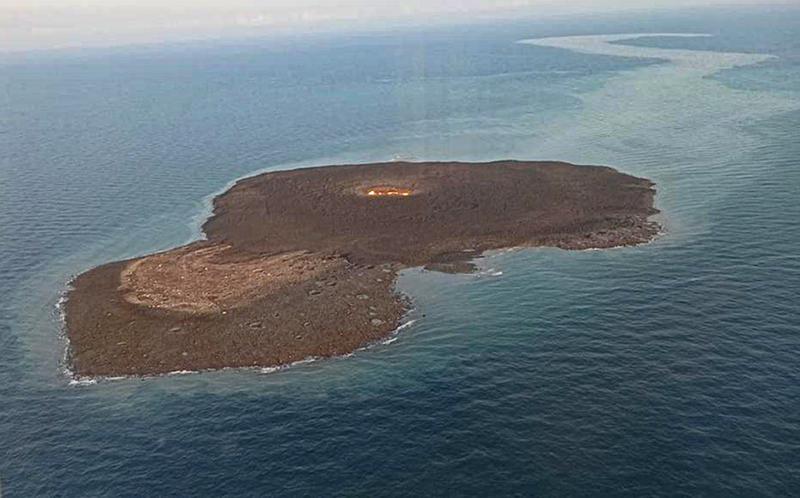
(65, 161), (660, 377)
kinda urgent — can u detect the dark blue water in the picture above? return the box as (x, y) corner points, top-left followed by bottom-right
(2, 6), (800, 496)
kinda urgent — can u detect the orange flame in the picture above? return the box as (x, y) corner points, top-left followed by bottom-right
(366, 188), (412, 197)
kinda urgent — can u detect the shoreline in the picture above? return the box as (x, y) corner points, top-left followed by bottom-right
(63, 309), (420, 385)
(60, 229), (662, 384)
(63, 160), (660, 378)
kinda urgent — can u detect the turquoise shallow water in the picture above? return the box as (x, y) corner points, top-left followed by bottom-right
(2, 6), (800, 496)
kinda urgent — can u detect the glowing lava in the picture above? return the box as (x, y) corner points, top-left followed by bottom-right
(366, 187), (412, 197)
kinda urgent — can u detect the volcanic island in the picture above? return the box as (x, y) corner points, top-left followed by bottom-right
(65, 161), (660, 377)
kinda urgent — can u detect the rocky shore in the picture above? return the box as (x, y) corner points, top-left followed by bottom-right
(65, 160), (660, 377)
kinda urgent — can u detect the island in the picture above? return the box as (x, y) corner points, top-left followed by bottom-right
(64, 160), (660, 377)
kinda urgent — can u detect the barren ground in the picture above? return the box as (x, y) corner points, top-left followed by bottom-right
(65, 161), (660, 377)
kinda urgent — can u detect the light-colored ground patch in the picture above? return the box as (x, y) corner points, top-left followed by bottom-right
(119, 245), (343, 313)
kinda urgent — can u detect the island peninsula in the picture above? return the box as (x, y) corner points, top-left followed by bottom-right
(65, 161), (660, 377)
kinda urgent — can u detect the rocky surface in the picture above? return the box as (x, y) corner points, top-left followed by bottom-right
(65, 161), (660, 377)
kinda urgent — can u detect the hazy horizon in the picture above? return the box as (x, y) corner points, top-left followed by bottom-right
(0, 0), (787, 53)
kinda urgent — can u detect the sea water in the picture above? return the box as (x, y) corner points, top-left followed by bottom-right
(2, 6), (800, 496)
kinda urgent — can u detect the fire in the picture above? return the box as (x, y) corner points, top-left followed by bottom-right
(366, 187), (412, 197)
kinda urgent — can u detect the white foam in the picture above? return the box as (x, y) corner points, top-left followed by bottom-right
(258, 356), (324, 374)
(68, 378), (97, 386)
(395, 319), (417, 331)
(166, 370), (196, 376)
(375, 318), (417, 346)
(476, 268), (504, 278)
(291, 357), (320, 366)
